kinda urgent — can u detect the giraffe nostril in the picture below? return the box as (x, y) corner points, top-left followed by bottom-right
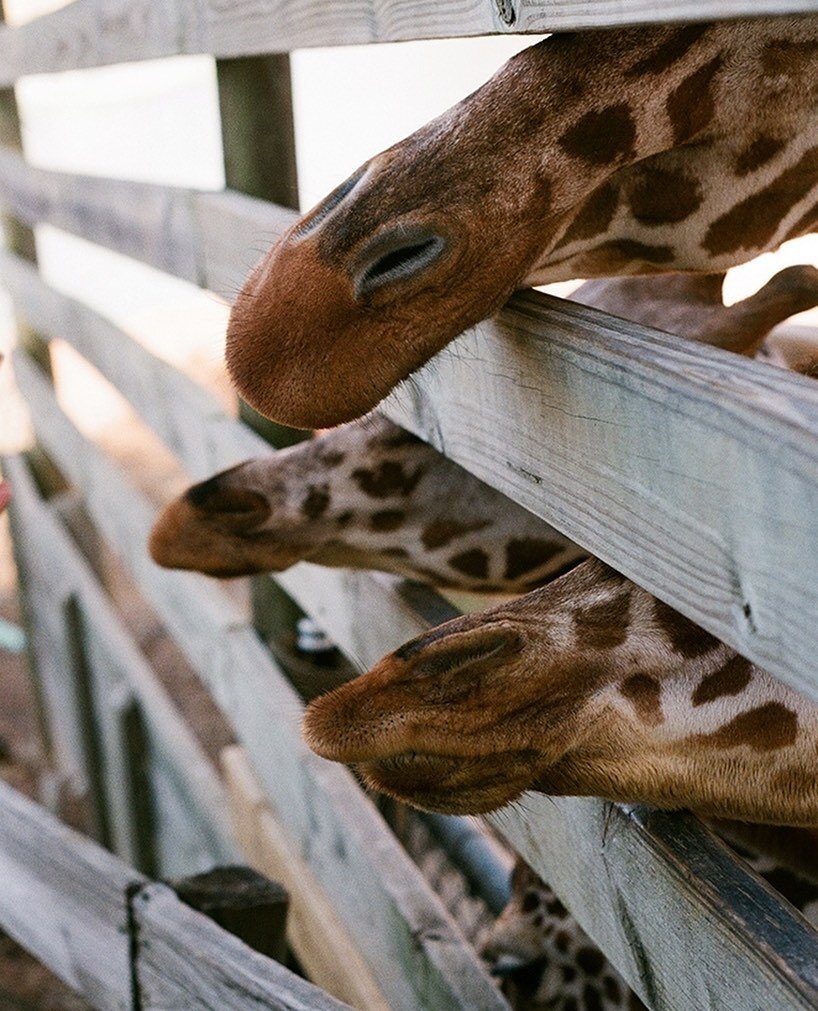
(293, 167), (366, 240)
(354, 227), (446, 300)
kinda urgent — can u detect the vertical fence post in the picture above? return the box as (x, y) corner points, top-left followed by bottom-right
(63, 594), (113, 849)
(214, 54), (324, 671)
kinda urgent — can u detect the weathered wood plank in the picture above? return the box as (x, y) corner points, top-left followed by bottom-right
(0, 777), (139, 1009)
(0, 779), (350, 1011)
(11, 351), (509, 1011)
(0, 147), (204, 283)
(4, 452), (236, 874)
(221, 746), (392, 1011)
(0, 249), (261, 477)
(0, 147), (296, 300)
(0, 0), (814, 87)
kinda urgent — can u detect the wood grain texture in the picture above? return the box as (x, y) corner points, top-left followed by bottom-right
(4, 452), (236, 875)
(0, 0), (815, 86)
(0, 776), (140, 1009)
(221, 746), (392, 1011)
(0, 780), (349, 1011)
(11, 352), (508, 1011)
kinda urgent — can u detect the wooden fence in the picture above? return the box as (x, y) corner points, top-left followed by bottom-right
(2, 1), (818, 1008)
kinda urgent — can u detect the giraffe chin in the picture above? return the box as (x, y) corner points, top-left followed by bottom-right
(355, 750), (540, 816)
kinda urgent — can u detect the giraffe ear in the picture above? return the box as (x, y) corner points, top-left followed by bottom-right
(185, 477), (271, 532)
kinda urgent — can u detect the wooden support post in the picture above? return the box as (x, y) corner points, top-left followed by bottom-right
(170, 865), (289, 965)
(63, 594), (112, 849)
(115, 695), (158, 878)
(215, 53), (345, 690)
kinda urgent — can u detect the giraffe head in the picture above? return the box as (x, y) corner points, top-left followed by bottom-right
(226, 38), (561, 428)
(304, 558), (818, 824)
(225, 20), (818, 427)
(303, 561), (631, 815)
(149, 415), (580, 588)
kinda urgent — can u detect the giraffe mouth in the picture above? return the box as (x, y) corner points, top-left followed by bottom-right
(354, 747), (542, 815)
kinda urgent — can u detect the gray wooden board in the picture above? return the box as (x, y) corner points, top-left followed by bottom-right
(0, 776), (139, 1010)
(3, 453), (236, 873)
(0, 779), (350, 1011)
(12, 351), (818, 1009)
(0, 0), (817, 87)
(11, 351), (509, 1011)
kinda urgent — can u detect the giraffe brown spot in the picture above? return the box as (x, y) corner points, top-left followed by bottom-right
(562, 965), (577, 984)
(557, 181), (619, 245)
(449, 548), (490, 580)
(546, 896), (568, 917)
(316, 448), (345, 467)
(555, 930), (571, 954)
(573, 588), (632, 649)
(692, 702), (798, 752)
(351, 461), (424, 498)
(653, 598), (720, 657)
(533, 913), (544, 928)
(583, 984), (604, 1011)
(336, 510), (354, 527)
(381, 547), (409, 557)
(559, 103), (636, 166)
(692, 655), (753, 706)
(505, 538), (563, 581)
(626, 167), (703, 225)
(421, 518), (490, 550)
(603, 976), (622, 1003)
(761, 39), (818, 78)
(626, 24), (710, 76)
(370, 509), (406, 532)
(522, 890), (539, 914)
(302, 485), (330, 519)
(620, 674), (663, 726)
(666, 55), (723, 145)
(704, 146), (818, 256)
(577, 947), (605, 976)
(734, 135), (786, 177)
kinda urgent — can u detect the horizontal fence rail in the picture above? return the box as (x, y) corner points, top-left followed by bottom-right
(0, 0), (815, 87)
(2, 154), (818, 702)
(0, 778), (349, 1010)
(9, 306), (818, 1005)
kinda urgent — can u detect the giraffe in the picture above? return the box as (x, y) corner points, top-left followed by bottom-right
(481, 858), (646, 1011)
(224, 18), (818, 428)
(150, 264), (818, 586)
